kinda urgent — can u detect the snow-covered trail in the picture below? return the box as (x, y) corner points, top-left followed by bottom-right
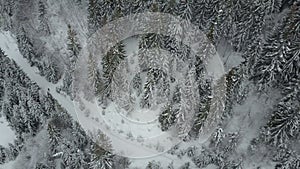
(0, 31), (196, 168)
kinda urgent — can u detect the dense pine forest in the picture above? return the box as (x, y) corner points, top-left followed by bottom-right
(0, 0), (299, 168)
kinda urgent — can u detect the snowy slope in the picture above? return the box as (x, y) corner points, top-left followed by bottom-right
(0, 160), (15, 169)
(0, 116), (15, 147)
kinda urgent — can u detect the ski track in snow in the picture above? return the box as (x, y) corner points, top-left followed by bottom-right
(0, 31), (197, 168)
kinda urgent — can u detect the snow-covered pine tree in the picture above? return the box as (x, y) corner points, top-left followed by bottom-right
(128, 0), (148, 14)
(243, 38), (262, 75)
(88, 0), (122, 34)
(111, 0), (125, 20)
(176, 0), (193, 22)
(210, 76), (226, 115)
(158, 0), (177, 14)
(44, 61), (60, 83)
(176, 66), (199, 140)
(223, 67), (243, 118)
(101, 42), (126, 100)
(273, 147), (300, 169)
(0, 0), (15, 30)
(37, 0), (50, 35)
(138, 0), (166, 71)
(131, 72), (142, 96)
(60, 24), (81, 97)
(0, 145), (6, 164)
(230, 0), (267, 52)
(47, 122), (61, 153)
(90, 144), (114, 169)
(26, 96), (43, 135)
(173, 0), (194, 60)
(111, 60), (131, 111)
(16, 27), (37, 66)
(264, 0), (283, 14)
(87, 0), (101, 34)
(213, 0), (234, 43)
(88, 53), (100, 95)
(159, 104), (176, 131)
(210, 128), (225, 147)
(267, 78), (300, 145)
(112, 155), (131, 169)
(192, 78), (212, 136)
(43, 89), (56, 114)
(282, 3), (300, 83)
(67, 24), (81, 68)
(158, 83), (181, 131)
(146, 160), (163, 169)
(61, 70), (73, 97)
(140, 68), (155, 108)
(138, 33), (165, 72)
(267, 103), (300, 145)
(253, 3), (299, 90)
(192, 0), (220, 35)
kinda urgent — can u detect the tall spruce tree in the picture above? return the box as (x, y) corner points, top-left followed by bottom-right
(16, 28), (37, 66)
(101, 42), (126, 99)
(37, 0), (50, 35)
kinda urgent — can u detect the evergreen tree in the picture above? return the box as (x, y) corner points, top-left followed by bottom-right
(264, 0), (283, 14)
(0, 0), (15, 30)
(223, 67), (244, 118)
(253, 3), (300, 89)
(159, 104), (176, 131)
(230, 0), (267, 52)
(48, 122), (61, 153)
(267, 102), (299, 145)
(67, 24), (81, 66)
(176, 66), (199, 139)
(88, 53), (100, 94)
(0, 145), (6, 164)
(131, 72), (142, 96)
(267, 78), (300, 145)
(37, 0), (50, 35)
(140, 68), (155, 108)
(101, 42), (126, 99)
(90, 144), (114, 169)
(158, 0), (177, 14)
(61, 24), (81, 97)
(61, 70), (73, 97)
(274, 148), (300, 169)
(112, 155), (131, 169)
(192, 0), (220, 31)
(128, 0), (151, 14)
(110, 61), (131, 111)
(44, 61), (60, 83)
(177, 0), (193, 22)
(87, 0), (102, 34)
(16, 27), (37, 66)
(192, 78), (212, 136)
(145, 160), (163, 169)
